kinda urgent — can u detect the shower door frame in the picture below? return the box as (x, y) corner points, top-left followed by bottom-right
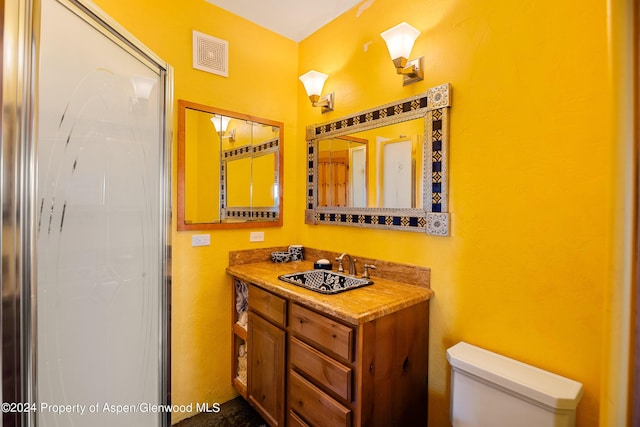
(1, 0), (173, 425)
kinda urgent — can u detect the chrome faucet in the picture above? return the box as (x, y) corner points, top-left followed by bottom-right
(335, 253), (357, 276)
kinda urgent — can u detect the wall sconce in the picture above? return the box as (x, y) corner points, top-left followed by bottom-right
(299, 70), (334, 113)
(380, 22), (424, 86)
(211, 114), (236, 142)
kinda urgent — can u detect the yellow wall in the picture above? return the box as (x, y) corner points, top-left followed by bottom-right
(185, 109), (221, 223)
(90, 0), (633, 425)
(92, 0), (298, 423)
(298, 0), (613, 426)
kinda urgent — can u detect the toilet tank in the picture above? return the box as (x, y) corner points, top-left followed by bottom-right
(446, 342), (583, 427)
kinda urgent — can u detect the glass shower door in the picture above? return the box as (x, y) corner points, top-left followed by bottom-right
(35, 0), (171, 425)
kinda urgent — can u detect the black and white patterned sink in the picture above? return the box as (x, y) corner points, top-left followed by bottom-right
(278, 270), (373, 294)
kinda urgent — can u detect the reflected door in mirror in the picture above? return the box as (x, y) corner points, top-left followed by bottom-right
(379, 136), (421, 208)
(316, 136), (367, 208)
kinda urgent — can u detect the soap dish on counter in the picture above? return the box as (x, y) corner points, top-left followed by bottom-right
(314, 258), (332, 270)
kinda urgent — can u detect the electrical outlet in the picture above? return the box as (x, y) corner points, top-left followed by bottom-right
(249, 231), (264, 242)
(192, 234), (210, 247)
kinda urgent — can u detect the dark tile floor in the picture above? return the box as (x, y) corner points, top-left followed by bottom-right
(174, 397), (266, 427)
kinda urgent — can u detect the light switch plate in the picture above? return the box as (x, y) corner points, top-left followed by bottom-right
(192, 234), (210, 247)
(249, 231), (264, 242)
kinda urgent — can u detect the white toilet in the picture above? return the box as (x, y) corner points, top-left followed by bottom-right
(446, 342), (583, 427)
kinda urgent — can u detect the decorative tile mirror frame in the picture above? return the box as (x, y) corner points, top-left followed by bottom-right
(304, 83), (451, 235)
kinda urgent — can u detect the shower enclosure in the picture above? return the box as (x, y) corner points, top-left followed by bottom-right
(2, 0), (172, 425)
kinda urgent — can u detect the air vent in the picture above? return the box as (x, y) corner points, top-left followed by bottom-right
(192, 30), (228, 77)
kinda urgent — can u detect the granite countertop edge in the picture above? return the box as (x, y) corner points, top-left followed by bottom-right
(226, 261), (433, 325)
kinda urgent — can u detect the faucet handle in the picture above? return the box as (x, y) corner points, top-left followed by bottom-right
(335, 256), (345, 273)
(362, 264), (376, 279)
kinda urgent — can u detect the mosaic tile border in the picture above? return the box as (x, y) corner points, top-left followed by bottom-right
(223, 207), (279, 220)
(220, 137), (280, 213)
(222, 137), (279, 161)
(305, 83), (451, 235)
(425, 107), (448, 213)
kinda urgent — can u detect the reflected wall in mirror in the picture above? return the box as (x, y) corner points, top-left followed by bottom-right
(178, 100), (283, 230)
(305, 83), (451, 235)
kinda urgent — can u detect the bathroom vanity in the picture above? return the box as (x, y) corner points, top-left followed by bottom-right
(227, 248), (432, 427)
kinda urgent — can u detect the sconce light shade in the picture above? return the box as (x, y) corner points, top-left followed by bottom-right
(211, 114), (235, 141)
(380, 22), (420, 63)
(299, 70), (334, 113)
(299, 70), (328, 98)
(211, 114), (232, 133)
(380, 22), (424, 85)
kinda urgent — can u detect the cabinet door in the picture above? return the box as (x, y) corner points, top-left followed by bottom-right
(248, 312), (286, 427)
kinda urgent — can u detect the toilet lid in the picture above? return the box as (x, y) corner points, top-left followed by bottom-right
(446, 342), (584, 410)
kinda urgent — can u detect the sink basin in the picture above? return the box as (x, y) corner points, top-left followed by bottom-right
(278, 270), (373, 294)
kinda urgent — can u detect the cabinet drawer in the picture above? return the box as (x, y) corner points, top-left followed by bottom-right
(290, 337), (352, 401)
(288, 411), (310, 427)
(290, 303), (354, 361)
(248, 285), (286, 327)
(289, 370), (352, 427)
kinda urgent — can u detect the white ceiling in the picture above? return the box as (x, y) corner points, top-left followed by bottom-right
(204, 0), (363, 42)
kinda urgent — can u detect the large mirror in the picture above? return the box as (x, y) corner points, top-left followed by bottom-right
(178, 100), (283, 230)
(305, 83), (451, 235)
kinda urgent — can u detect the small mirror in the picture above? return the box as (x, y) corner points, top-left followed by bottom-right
(178, 100), (283, 230)
(305, 83), (451, 235)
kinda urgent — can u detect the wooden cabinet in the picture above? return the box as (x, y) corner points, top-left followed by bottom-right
(231, 276), (429, 427)
(288, 301), (429, 426)
(246, 284), (287, 426)
(248, 312), (286, 427)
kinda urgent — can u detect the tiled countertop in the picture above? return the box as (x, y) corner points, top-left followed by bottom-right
(226, 260), (433, 325)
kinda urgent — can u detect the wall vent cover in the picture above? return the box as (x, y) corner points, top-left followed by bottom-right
(192, 30), (228, 77)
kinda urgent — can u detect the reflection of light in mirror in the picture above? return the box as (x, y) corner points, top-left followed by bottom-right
(178, 100), (283, 229)
(129, 75), (157, 113)
(211, 115), (236, 141)
(130, 75), (156, 99)
(211, 114), (232, 132)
